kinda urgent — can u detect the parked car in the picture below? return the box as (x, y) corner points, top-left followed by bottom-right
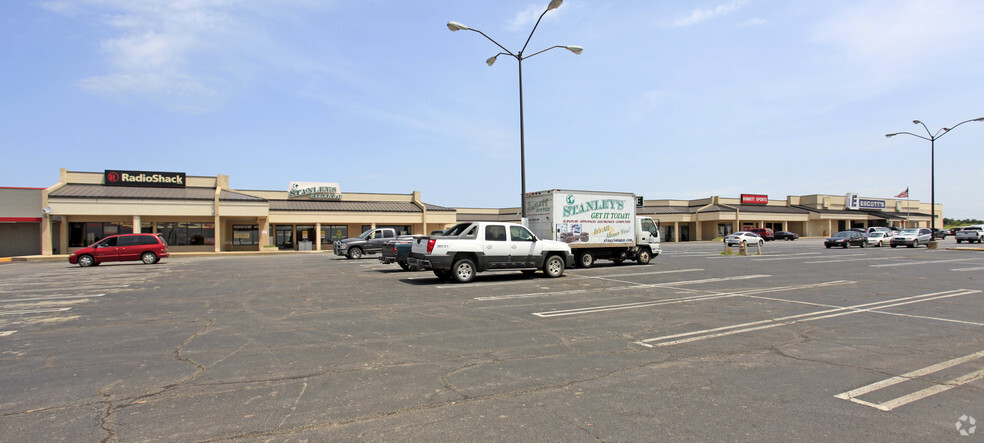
(724, 231), (764, 247)
(890, 228), (933, 248)
(334, 227), (398, 259)
(69, 233), (169, 267)
(825, 231), (866, 248)
(865, 227), (893, 234)
(748, 228), (775, 241)
(774, 231), (799, 241)
(949, 227), (962, 236)
(931, 228), (948, 240)
(864, 231), (892, 247)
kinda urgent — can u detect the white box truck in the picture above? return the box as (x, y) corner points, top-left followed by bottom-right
(524, 189), (661, 268)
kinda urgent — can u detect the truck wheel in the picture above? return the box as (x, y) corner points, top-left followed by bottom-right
(398, 261), (410, 271)
(636, 248), (652, 265)
(348, 247), (363, 259)
(957, 239), (962, 244)
(577, 251), (594, 268)
(543, 255), (565, 278)
(451, 258), (476, 283)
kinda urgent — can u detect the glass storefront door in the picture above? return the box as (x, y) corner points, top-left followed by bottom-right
(274, 225), (294, 250)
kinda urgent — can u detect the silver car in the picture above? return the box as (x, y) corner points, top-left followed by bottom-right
(723, 231), (764, 247)
(890, 228), (932, 248)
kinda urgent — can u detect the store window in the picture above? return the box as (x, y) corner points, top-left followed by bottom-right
(69, 222), (133, 247)
(158, 222), (215, 246)
(361, 225), (411, 235)
(233, 224), (259, 246)
(322, 225), (348, 244)
(717, 223), (733, 237)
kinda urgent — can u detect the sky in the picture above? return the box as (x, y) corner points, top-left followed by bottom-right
(2, 0), (983, 218)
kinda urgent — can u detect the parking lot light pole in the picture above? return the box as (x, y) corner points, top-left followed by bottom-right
(447, 0), (581, 218)
(886, 117), (984, 241)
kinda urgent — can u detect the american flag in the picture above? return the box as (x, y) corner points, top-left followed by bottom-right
(895, 187), (909, 198)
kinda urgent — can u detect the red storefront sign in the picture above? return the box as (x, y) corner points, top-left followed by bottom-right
(741, 194), (768, 205)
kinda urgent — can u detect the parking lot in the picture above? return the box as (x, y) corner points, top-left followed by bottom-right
(2, 239), (983, 441)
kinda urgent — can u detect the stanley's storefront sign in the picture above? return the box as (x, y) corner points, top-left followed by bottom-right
(104, 170), (186, 188)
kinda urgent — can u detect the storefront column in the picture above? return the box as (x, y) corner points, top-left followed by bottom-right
(132, 215), (141, 233)
(214, 215), (222, 252)
(59, 219), (68, 254)
(258, 217), (270, 250)
(673, 221), (680, 242)
(40, 215), (52, 256)
(315, 222), (322, 251)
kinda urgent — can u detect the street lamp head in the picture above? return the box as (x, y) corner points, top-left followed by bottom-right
(547, 0), (563, 11)
(486, 55), (498, 66)
(885, 133), (898, 138)
(973, 117), (984, 122)
(564, 45), (583, 54)
(912, 120), (921, 125)
(447, 21), (469, 32)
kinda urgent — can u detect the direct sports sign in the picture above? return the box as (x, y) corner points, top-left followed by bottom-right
(104, 170), (186, 188)
(741, 194), (768, 205)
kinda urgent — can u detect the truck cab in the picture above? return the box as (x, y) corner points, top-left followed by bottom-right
(333, 227), (397, 259)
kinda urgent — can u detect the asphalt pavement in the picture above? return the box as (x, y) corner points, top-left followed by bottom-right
(1, 238), (983, 441)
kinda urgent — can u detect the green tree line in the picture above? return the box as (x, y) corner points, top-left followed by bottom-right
(944, 218), (984, 227)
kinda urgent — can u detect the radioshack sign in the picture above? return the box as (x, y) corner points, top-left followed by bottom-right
(104, 170), (186, 188)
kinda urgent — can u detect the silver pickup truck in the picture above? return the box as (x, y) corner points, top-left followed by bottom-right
(955, 226), (984, 244)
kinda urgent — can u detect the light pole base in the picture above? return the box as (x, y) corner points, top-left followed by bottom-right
(927, 240), (939, 249)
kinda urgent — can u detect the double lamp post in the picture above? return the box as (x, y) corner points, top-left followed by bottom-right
(447, 0), (582, 218)
(886, 117), (984, 239)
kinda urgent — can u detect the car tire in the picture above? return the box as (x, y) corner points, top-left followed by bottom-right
(578, 251), (594, 268)
(398, 262), (410, 271)
(637, 249), (652, 265)
(543, 255), (565, 278)
(758, 240), (764, 248)
(78, 254), (95, 267)
(843, 243), (849, 249)
(859, 242), (865, 248)
(348, 247), (363, 259)
(891, 244), (897, 248)
(451, 258), (476, 283)
(956, 239), (962, 244)
(141, 252), (158, 264)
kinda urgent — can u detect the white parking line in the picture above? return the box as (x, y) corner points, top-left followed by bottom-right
(835, 350), (984, 411)
(533, 280), (853, 318)
(750, 253), (823, 262)
(802, 255), (872, 264)
(0, 294), (106, 303)
(952, 266), (984, 272)
(474, 274), (772, 301)
(0, 331), (16, 337)
(0, 307), (73, 316)
(0, 285), (130, 294)
(870, 258), (981, 268)
(634, 289), (981, 348)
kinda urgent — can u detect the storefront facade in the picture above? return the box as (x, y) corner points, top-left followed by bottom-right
(37, 169), (458, 255)
(0, 170), (945, 257)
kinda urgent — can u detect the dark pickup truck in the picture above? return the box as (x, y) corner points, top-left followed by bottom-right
(334, 228), (398, 259)
(379, 235), (425, 270)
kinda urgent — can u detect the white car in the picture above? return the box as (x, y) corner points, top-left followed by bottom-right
(865, 231), (893, 247)
(724, 231), (764, 247)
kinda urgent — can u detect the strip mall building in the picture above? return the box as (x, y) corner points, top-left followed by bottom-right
(0, 169), (941, 257)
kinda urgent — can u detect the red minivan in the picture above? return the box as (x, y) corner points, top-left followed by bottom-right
(69, 233), (169, 267)
(748, 228), (775, 241)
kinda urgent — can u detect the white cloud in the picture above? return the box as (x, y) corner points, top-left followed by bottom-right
(661, 0), (747, 28)
(812, 0), (984, 66)
(41, 0), (263, 111)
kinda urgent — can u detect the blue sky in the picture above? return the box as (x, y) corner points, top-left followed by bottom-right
(2, 1), (983, 218)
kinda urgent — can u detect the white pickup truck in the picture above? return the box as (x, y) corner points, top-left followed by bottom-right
(407, 221), (574, 283)
(955, 226), (984, 244)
